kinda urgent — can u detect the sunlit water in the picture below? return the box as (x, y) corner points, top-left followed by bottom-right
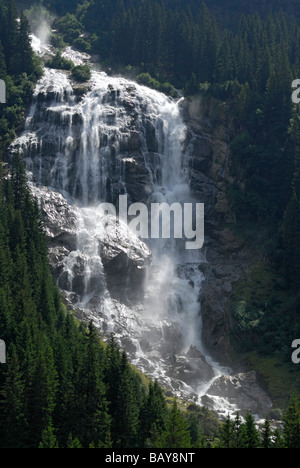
(10, 35), (274, 420)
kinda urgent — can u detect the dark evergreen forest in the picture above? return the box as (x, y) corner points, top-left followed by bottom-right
(1, 0), (300, 448)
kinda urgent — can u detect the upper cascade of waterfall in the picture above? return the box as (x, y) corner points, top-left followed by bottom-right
(13, 66), (189, 210)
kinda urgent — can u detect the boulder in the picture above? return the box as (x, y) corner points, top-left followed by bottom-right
(205, 372), (273, 418)
(30, 184), (78, 251)
(164, 347), (215, 386)
(100, 217), (152, 302)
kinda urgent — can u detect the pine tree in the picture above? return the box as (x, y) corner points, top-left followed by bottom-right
(264, 42), (292, 137)
(283, 114), (300, 288)
(219, 414), (234, 448)
(39, 422), (59, 448)
(0, 40), (6, 80)
(139, 380), (168, 447)
(242, 412), (261, 448)
(67, 434), (82, 448)
(113, 351), (140, 447)
(283, 395), (300, 448)
(0, 346), (28, 448)
(18, 12), (34, 75)
(261, 418), (272, 449)
(273, 429), (284, 448)
(6, 0), (19, 74)
(11, 153), (29, 212)
(232, 412), (243, 448)
(155, 400), (192, 449)
(75, 321), (111, 448)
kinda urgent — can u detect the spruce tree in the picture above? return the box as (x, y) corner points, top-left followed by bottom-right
(242, 412), (261, 448)
(155, 400), (192, 449)
(139, 380), (168, 447)
(283, 395), (300, 448)
(75, 321), (111, 448)
(219, 414), (234, 448)
(261, 418), (272, 449)
(39, 422), (59, 449)
(18, 12), (34, 75)
(0, 346), (28, 448)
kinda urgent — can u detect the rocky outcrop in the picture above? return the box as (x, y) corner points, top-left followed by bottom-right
(203, 371), (273, 418)
(164, 351), (214, 387)
(30, 184), (78, 251)
(182, 96), (251, 364)
(182, 96), (236, 225)
(100, 216), (152, 302)
(30, 184), (152, 303)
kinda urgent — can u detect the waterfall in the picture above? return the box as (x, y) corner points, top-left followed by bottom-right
(11, 39), (274, 420)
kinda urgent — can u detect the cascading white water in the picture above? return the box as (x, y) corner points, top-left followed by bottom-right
(12, 36), (275, 420)
(14, 63), (220, 398)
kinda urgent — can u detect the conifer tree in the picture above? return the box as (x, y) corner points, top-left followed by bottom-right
(39, 422), (59, 449)
(67, 434), (82, 448)
(113, 351), (140, 447)
(261, 418), (272, 449)
(232, 412), (243, 448)
(242, 412), (261, 448)
(283, 396), (300, 448)
(139, 380), (168, 447)
(5, 0), (18, 72)
(0, 346), (28, 448)
(219, 414), (234, 448)
(18, 12), (34, 75)
(154, 400), (192, 449)
(75, 321), (111, 448)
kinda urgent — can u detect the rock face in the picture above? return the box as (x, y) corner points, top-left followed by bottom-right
(182, 97), (252, 364)
(203, 372), (273, 418)
(11, 69), (162, 207)
(31, 184), (152, 303)
(99, 216), (152, 302)
(30, 185), (78, 251)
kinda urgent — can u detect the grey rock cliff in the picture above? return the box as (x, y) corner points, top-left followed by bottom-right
(182, 96), (252, 364)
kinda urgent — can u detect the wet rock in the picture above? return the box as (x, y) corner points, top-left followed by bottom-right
(186, 345), (205, 359)
(30, 184), (151, 303)
(145, 119), (158, 152)
(124, 156), (152, 203)
(128, 130), (141, 151)
(205, 372), (273, 418)
(48, 245), (70, 277)
(164, 349), (214, 386)
(120, 337), (138, 355)
(100, 217), (152, 302)
(201, 395), (216, 409)
(30, 184), (78, 251)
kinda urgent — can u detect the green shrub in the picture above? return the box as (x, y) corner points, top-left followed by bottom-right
(72, 64), (91, 82)
(56, 14), (83, 44)
(50, 34), (66, 49)
(137, 72), (160, 90)
(46, 52), (74, 71)
(137, 72), (177, 97)
(73, 37), (91, 53)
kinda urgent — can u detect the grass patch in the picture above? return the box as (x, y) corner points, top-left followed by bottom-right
(245, 351), (300, 412)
